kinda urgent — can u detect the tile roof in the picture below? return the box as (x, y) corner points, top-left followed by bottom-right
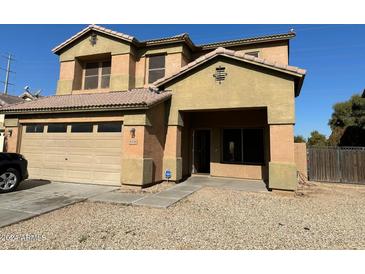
(52, 24), (137, 53)
(0, 94), (25, 106)
(142, 33), (195, 49)
(52, 24), (296, 54)
(0, 89), (171, 114)
(199, 32), (296, 49)
(152, 47), (306, 87)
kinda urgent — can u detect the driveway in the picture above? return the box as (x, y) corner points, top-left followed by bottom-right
(0, 180), (119, 228)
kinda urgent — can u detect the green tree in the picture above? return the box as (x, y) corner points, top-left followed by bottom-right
(294, 135), (306, 143)
(307, 130), (328, 147)
(328, 94), (365, 146)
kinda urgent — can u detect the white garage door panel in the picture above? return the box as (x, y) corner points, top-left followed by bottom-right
(20, 127), (123, 186)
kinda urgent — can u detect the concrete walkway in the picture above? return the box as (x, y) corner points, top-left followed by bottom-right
(0, 177), (268, 227)
(0, 180), (118, 228)
(184, 175), (268, 192)
(90, 176), (267, 208)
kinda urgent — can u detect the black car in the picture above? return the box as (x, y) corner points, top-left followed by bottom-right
(0, 153), (28, 193)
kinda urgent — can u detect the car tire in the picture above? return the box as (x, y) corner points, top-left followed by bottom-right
(0, 168), (21, 193)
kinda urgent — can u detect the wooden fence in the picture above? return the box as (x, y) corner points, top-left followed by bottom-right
(308, 146), (365, 184)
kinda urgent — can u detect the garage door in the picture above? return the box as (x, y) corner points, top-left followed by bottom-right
(20, 122), (123, 186)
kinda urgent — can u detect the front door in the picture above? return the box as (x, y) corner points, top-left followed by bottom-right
(193, 129), (211, 173)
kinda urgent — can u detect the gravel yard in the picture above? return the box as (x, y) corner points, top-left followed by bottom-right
(1, 182), (365, 250)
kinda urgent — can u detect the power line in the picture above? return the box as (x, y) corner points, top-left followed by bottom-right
(0, 53), (15, 94)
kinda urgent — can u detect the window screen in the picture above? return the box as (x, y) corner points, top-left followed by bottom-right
(47, 124), (67, 133)
(26, 124), (44, 133)
(101, 61), (111, 89)
(71, 123), (93, 133)
(222, 129), (242, 163)
(242, 129), (264, 164)
(84, 62), (99, 90)
(97, 122), (122, 133)
(148, 55), (165, 83)
(222, 128), (264, 164)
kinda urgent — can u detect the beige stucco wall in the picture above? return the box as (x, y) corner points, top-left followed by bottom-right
(164, 57), (295, 126)
(269, 124), (295, 163)
(294, 142), (307, 178)
(196, 41), (289, 65)
(268, 124), (297, 190)
(58, 34), (132, 62)
(121, 105), (168, 186)
(163, 125), (182, 181)
(4, 126), (20, 153)
(109, 53), (135, 91)
(135, 56), (146, 88)
(211, 163), (265, 180)
(144, 103), (166, 183)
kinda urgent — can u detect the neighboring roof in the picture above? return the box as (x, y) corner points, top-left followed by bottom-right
(52, 24), (296, 54)
(152, 47), (306, 96)
(19, 90), (42, 101)
(0, 94), (25, 106)
(0, 89), (171, 114)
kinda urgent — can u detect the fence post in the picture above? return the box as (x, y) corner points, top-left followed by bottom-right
(337, 148), (342, 183)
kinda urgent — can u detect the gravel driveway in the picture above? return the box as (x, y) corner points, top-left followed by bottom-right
(1, 182), (365, 249)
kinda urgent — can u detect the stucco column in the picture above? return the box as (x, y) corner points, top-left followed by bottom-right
(56, 60), (75, 95)
(111, 54), (135, 90)
(4, 127), (20, 153)
(3, 118), (21, 153)
(268, 124), (297, 191)
(163, 125), (182, 181)
(121, 113), (153, 186)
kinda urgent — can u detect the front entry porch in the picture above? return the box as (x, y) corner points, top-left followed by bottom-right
(181, 108), (270, 183)
(163, 107), (298, 191)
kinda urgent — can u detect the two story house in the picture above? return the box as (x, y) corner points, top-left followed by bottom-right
(1, 25), (306, 191)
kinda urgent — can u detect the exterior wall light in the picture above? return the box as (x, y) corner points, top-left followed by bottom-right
(130, 128), (136, 139)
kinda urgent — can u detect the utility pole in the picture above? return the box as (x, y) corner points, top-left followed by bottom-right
(1, 54), (15, 94)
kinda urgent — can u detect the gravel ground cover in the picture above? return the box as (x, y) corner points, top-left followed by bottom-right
(1, 182), (365, 250)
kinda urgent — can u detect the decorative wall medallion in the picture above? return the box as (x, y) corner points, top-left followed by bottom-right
(213, 66), (227, 84)
(89, 33), (98, 46)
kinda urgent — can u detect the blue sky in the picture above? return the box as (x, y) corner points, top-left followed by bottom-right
(0, 24), (364, 138)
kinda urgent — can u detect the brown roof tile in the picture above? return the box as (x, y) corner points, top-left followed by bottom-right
(152, 47), (306, 88)
(199, 32), (296, 49)
(52, 24), (296, 54)
(0, 89), (171, 114)
(52, 25), (137, 53)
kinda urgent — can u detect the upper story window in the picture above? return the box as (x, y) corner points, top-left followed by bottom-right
(148, 55), (165, 84)
(84, 61), (111, 90)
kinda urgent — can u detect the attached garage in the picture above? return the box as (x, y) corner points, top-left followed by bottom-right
(20, 122), (123, 186)
(1, 89), (172, 187)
